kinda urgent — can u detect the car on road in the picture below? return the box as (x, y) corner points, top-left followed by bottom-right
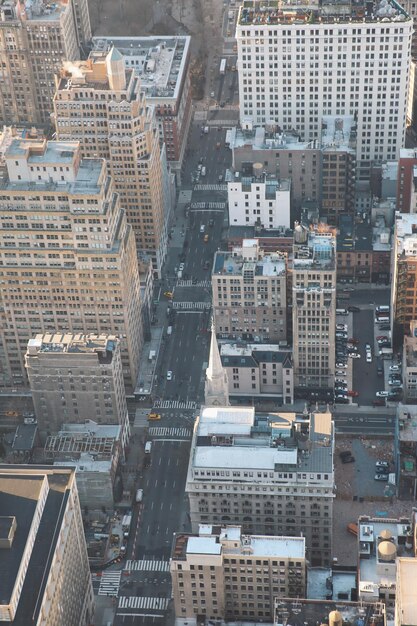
(336, 363), (347, 369)
(200, 225), (205, 233)
(208, 219), (214, 227)
(204, 234), (209, 242)
(373, 399), (386, 406)
(377, 365), (384, 376)
(348, 352), (361, 359)
(376, 460), (389, 470)
(166, 371), (173, 381)
(6, 410), (19, 417)
(366, 352), (372, 363)
(365, 343), (371, 351)
(163, 291), (173, 299)
(335, 378), (347, 385)
(348, 305), (360, 312)
(389, 364), (401, 372)
(336, 324), (348, 331)
(210, 91), (215, 98)
(179, 262), (185, 271)
(147, 413), (161, 421)
(376, 391), (389, 397)
(336, 370), (347, 376)
(374, 473), (389, 481)
(347, 390), (359, 397)
(203, 260), (211, 269)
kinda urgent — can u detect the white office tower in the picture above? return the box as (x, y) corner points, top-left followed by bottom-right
(236, 0), (413, 179)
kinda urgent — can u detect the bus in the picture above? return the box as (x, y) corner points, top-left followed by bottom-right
(220, 58), (227, 75)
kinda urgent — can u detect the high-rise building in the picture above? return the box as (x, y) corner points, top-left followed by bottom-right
(212, 239), (287, 342)
(170, 524), (306, 622)
(391, 213), (417, 341)
(397, 148), (417, 213)
(0, 0), (90, 125)
(0, 465), (94, 625)
(0, 138), (143, 390)
(186, 406), (335, 566)
(292, 224), (336, 392)
(25, 334), (130, 446)
(53, 48), (170, 276)
(91, 36), (193, 182)
(395, 557), (417, 626)
(228, 172), (291, 229)
(236, 0), (412, 178)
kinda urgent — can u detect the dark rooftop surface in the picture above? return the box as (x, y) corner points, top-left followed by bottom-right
(275, 599), (386, 626)
(0, 517), (14, 541)
(0, 468), (73, 625)
(12, 424), (37, 451)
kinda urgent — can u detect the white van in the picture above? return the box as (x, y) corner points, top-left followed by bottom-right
(200, 224), (205, 234)
(145, 442), (152, 454)
(336, 308), (349, 316)
(136, 488), (144, 503)
(376, 305), (390, 314)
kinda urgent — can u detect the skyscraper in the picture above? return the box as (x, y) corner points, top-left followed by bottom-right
(292, 224), (336, 392)
(0, 0), (91, 125)
(53, 48), (171, 276)
(236, 0), (412, 178)
(0, 138), (143, 390)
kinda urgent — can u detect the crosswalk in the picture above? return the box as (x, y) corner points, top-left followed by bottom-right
(172, 301), (211, 310)
(98, 570), (122, 597)
(153, 399), (198, 410)
(125, 559), (170, 572)
(118, 596), (170, 611)
(190, 201), (226, 209)
(193, 184), (227, 192)
(177, 279), (211, 288)
(148, 426), (192, 438)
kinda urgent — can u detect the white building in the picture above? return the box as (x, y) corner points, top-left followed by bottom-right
(395, 557), (417, 626)
(228, 172), (290, 229)
(186, 406), (335, 567)
(236, 0), (413, 179)
(170, 525), (306, 622)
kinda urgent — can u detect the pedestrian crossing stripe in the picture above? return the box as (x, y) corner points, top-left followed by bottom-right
(177, 280), (211, 288)
(193, 184), (227, 192)
(98, 570), (122, 596)
(148, 426), (192, 437)
(172, 301), (211, 310)
(118, 596), (170, 611)
(153, 399), (198, 409)
(124, 559), (170, 572)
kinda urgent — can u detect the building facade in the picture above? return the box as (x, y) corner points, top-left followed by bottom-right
(91, 36), (192, 181)
(212, 239), (287, 343)
(0, 465), (94, 625)
(292, 225), (336, 392)
(391, 213), (417, 341)
(53, 48), (170, 276)
(0, 0), (90, 125)
(186, 406), (335, 567)
(236, 0), (412, 179)
(397, 148), (417, 213)
(0, 139), (143, 390)
(402, 321), (417, 403)
(221, 343), (293, 404)
(170, 525), (306, 622)
(25, 334), (129, 446)
(228, 172), (291, 230)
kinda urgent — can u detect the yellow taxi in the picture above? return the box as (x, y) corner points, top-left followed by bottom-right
(147, 413), (161, 421)
(204, 234), (209, 243)
(163, 291), (173, 299)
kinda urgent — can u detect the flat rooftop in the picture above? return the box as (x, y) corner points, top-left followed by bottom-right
(213, 250), (286, 277)
(230, 125), (315, 152)
(404, 335), (417, 368)
(394, 213), (417, 254)
(321, 116), (356, 153)
(293, 230), (336, 271)
(396, 558), (417, 624)
(231, 172), (290, 193)
(397, 404), (417, 441)
(238, 0), (409, 27)
(92, 36), (190, 101)
(0, 467), (74, 625)
(27, 333), (117, 364)
(220, 343), (292, 368)
(274, 599), (386, 626)
(0, 0), (70, 21)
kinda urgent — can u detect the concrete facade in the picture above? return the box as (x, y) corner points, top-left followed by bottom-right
(0, 0), (90, 125)
(91, 36), (193, 181)
(0, 139), (143, 390)
(212, 239), (287, 343)
(26, 334), (129, 446)
(236, 0), (413, 179)
(186, 406), (335, 567)
(292, 225), (336, 391)
(391, 213), (417, 340)
(402, 321), (417, 402)
(170, 525), (306, 622)
(0, 465), (94, 625)
(53, 48), (171, 277)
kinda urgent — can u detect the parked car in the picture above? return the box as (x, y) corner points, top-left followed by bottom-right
(348, 353), (361, 359)
(389, 364), (401, 372)
(376, 461), (389, 470)
(336, 370), (347, 377)
(376, 335), (388, 341)
(376, 391), (389, 397)
(348, 306), (360, 312)
(374, 474), (389, 482)
(347, 390), (359, 397)
(336, 363), (347, 369)
(166, 370), (173, 381)
(379, 324), (391, 331)
(366, 353), (372, 363)
(336, 324), (348, 331)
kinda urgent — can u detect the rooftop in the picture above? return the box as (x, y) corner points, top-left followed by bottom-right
(396, 557), (417, 624)
(44, 421), (120, 459)
(221, 343), (292, 369)
(92, 35), (190, 101)
(0, 0), (70, 22)
(27, 333), (118, 364)
(12, 424), (38, 452)
(231, 171), (291, 194)
(321, 116), (356, 153)
(404, 334), (417, 368)
(394, 213), (417, 254)
(238, 0), (409, 27)
(274, 598), (386, 626)
(397, 404), (417, 441)
(191, 407), (333, 476)
(229, 125), (317, 152)
(213, 242), (286, 277)
(293, 226), (336, 271)
(0, 467), (75, 625)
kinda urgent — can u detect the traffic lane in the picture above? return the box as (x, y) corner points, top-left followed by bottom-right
(348, 288), (390, 307)
(352, 309), (379, 405)
(158, 315), (201, 397)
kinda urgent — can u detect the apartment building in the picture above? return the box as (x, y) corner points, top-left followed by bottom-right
(0, 139), (143, 390)
(186, 406), (335, 567)
(170, 525), (306, 622)
(0, 0), (90, 125)
(395, 557), (417, 626)
(396, 405), (417, 500)
(212, 239), (287, 342)
(397, 148), (417, 213)
(236, 0), (412, 179)
(357, 516), (414, 606)
(391, 213), (417, 341)
(91, 36), (192, 181)
(228, 171), (291, 229)
(402, 321), (417, 402)
(292, 225), (336, 392)
(0, 465), (94, 625)
(220, 343), (293, 404)
(53, 48), (170, 276)
(230, 116), (356, 220)
(25, 334), (129, 446)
